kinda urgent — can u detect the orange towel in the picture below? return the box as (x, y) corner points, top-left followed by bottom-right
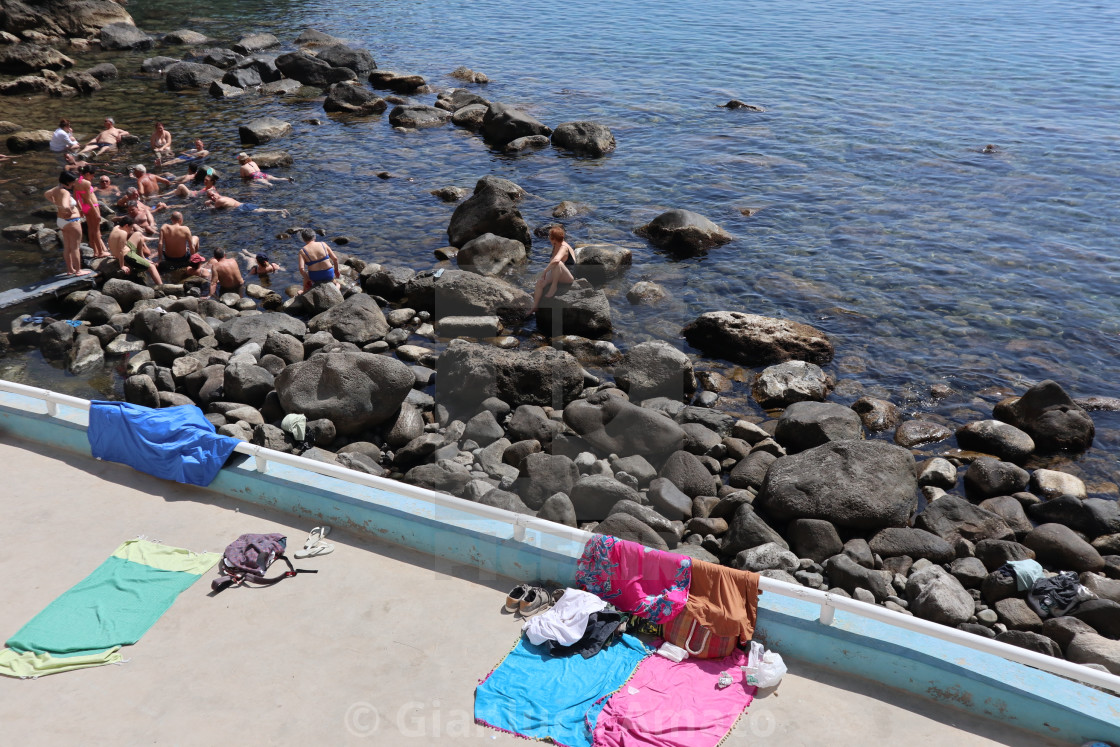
(684, 559), (760, 642)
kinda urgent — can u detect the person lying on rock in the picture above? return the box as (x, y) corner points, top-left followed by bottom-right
(530, 225), (576, 312)
(238, 153), (292, 186)
(79, 116), (130, 157)
(203, 187), (289, 216)
(210, 247), (244, 297)
(297, 229), (341, 293)
(159, 138), (209, 167)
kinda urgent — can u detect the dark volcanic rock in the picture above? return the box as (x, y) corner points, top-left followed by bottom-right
(955, 420), (1035, 463)
(658, 450), (718, 499)
(534, 279), (613, 339)
(993, 380), (1095, 453)
(682, 311), (834, 366)
(275, 351), (414, 435)
(550, 121), (616, 156)
(402, 269), (531, 325)
(614, 341), (696, 400)
(388, 104), (451, 128)
(275, 50), (356, 87)
(435, 342), (583, 413)
(480, 102), (552, 147)
(636, 210), (731, 255)
(314, 44), (376, 75)
(773, 401), (863, 454)
(595, 512), (669, 551)
(1024, 523), (1105, 573)
(164, 61), (223, 90)
(916, 495), (1015, 545)
(569, 475), (641, 521)
(563, 390), (686, 464)
(869, 527), (955, 563)
(100, 22), (153, 50)
(447, 180), (531, 249)
(963, 457), (1030, 500)
(757, 440), (918, 530)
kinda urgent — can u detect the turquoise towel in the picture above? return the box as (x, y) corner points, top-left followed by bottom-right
(475, 633), (649, 747)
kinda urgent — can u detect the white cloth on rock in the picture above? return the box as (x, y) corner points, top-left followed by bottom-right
(522, 588), (607, 646)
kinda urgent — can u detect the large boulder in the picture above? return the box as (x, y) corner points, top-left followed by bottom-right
(215, 314), (307, 350)
(388, 104), (451, 128)
(0, 0), (132, 38)
(963, 457), (1030, 500)
(1024, 523), (1105, 573)
(307, 292), (389, 345)
(402, 269), (530, 325)
(314, 44), (376, 75)
(614, 341), (696, 401)
(571, 244), (632, 284)
(435, 342), (583, 412)
(823, 554), (893, 601)
(231, 33), (280, 56)
(518, 452), (578, 509)
(224, 361), (275, 407)
(456, 232), (526, 276)
(636, 210), (731, 255)
(1067, 632), (1120, 675)
(595, 513), (669, 551)
(955, 420), (1035, 464)
(99, 22), (153, 50)
(915, 495), (1015, 545)
(0, 44), (73, 74)
(752, 361), (832, 408)
(658, 450), (718, 499)
(906, 565), (976, 626)
(682, 311), (834, 366)
(447, 181), (531, 249)
(323, 82), (386, 114)
(239, 116), (291, 145)
(275, 50), (355, 87)
(480, 102), (551, 147)
(869, 528), (955, 563)
(993, 380), (1095, 453)
(164, 61), (223, 90)
(570, 475), (641, 521)
(563, 390), (686, 463)
(773, 401), (863, 454)
(788, 519), (843, 564)
(1028, 496), (1120, 539)
(6, 129), (52, 151)
(534, 279), (613, 339)
(757, 440), (918, 530)
(550, 121), (615, 157)
(275, 351), (414, 435)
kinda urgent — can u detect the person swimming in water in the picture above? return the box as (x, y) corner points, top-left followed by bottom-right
(203, 187), (289, 216)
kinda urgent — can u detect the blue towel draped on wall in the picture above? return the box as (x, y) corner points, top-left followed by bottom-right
(87, 402), (240, 486)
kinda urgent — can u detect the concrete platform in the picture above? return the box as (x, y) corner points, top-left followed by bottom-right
(0, 436), (1060, 746)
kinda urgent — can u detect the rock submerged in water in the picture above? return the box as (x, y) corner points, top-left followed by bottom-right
(635, 209), (731, 255)
(100, 22), (154, 51)
(275, 50), (356, 87)
(388, 104), (451, 128)
(682, 311), (834, 366)
(480, 102), (551, 148)
(239, 116), (292, 145)
(164, 61), (223, 90)
(323, 82), (386, 114)
(550, 121), (616, 157)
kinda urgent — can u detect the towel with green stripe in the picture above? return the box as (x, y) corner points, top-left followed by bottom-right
(0, 539), (219, 678)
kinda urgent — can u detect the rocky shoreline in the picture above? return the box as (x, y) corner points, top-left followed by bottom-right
(1, 6), (1120, 678)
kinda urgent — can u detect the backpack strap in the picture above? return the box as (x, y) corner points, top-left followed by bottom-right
(210, 555), (317, 594)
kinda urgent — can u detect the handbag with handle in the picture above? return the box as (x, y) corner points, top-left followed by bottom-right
(661, 609), (739, 659)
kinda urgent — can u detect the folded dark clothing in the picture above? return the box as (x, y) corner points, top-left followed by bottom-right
(548, 611), (625, 659)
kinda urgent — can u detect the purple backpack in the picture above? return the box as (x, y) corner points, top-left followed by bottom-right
(211, 533), (317, 593)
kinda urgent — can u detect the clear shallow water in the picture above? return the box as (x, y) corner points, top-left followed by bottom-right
(1, 0), (1119, 484)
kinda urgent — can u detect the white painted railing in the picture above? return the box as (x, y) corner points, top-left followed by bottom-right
(1, 378), (1118, 694)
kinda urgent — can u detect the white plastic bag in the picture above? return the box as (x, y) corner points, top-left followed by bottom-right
(755, 652), (787, 688)
(742, 642), (786, 688)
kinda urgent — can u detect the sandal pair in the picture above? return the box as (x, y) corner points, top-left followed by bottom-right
(294, 526), (334, 559)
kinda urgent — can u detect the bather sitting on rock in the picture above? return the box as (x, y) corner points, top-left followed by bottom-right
(209, 247), (244, 297)
(297, 229), (340, 292)
(157, 211), (200, 272)
(120, 200), (159, 236)
(79, 117), (130, 157)
(238, 153), (292, 186)
(108, 218), (162, 286)
(204, 187), (289, 216)
(530, 225), (576, 313)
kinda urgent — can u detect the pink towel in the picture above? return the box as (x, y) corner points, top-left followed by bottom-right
(592, 647), (755, 747)
(576, 535), (691, 624)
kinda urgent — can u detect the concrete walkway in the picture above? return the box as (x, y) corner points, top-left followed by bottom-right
(0, 436), (1057, 746)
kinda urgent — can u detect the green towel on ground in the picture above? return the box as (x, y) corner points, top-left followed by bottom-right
(0, 539), (219, 678)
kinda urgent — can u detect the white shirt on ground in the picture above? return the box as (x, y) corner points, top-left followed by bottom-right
(522, 589), (608, 646)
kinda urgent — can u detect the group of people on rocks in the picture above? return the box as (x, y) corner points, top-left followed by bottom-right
(43, 116), (580, 308)
(43, 116), (311, 296)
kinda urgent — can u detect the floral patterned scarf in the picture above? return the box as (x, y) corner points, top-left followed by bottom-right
(575, 534), (691, 624)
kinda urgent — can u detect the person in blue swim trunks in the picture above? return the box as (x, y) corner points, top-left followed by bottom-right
(297, 229), (341, 293)
(203, 187), (288, 217)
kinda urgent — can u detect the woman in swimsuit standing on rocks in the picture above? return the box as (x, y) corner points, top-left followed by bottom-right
(45, 171), (90, 276)
(74, 165), (108, 259)
(298, 229), (340, 292)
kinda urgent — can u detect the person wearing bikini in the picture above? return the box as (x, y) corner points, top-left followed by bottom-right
(74, 165), (108, 258)
(150, 121), (173, 160)
(297, 229), (341, 293)
(45, 171), (90, 276)
(530, 225), (576, 312)
(237, 153), (291, 186)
